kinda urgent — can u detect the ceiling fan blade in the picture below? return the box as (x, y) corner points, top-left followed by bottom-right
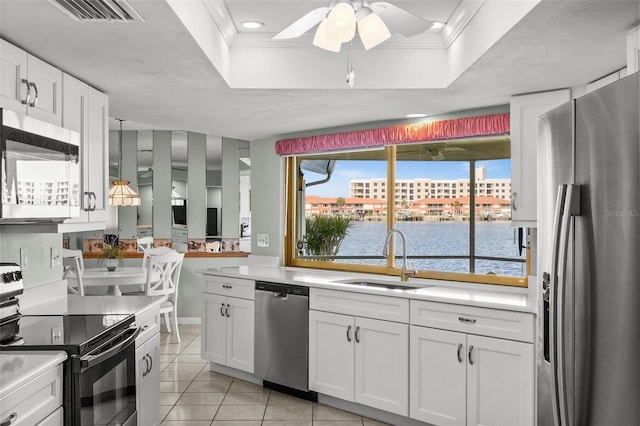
(370, 2), (433, 37)
(272, 6), (330, 39)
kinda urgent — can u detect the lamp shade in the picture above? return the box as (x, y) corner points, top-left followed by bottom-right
(313, 19), (342, 52)
(357, 9), (391, 49)
(108, 180), (141, 206)
(325, 2), (356, 43)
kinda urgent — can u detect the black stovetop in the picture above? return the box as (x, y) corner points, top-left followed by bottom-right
(0, 313), (134, 355)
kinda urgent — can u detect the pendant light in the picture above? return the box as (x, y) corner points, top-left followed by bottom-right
(108, 118), (141, 206)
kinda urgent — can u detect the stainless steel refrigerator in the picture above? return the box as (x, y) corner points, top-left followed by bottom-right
(536, 72), (640, 426)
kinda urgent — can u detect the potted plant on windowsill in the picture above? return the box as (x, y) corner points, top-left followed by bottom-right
(102, 243), (122, 271)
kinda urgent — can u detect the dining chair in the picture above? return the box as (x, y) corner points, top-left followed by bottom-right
(62, 249), (85, 296)
(141, 250), (185, 342)
(141, 246), (174, 269)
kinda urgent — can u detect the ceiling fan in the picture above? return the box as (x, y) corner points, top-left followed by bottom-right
(273, 1), (434, 51)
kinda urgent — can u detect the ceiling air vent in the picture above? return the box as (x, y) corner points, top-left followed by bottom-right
(49, 0), (144, 22)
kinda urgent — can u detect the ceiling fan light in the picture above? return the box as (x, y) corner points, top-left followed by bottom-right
(313, 19), (342, 52)
(357, 12), (391, 50)
(325, 2), (356, 43)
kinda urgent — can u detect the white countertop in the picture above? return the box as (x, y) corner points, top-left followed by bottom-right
(21, 294), (166, 320)
(199, 265), (536, 313)
(0, 351), (67, 398)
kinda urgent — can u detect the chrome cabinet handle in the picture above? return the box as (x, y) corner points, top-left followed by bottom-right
(1, 413), (17, 426)
(458, 316), (476, 324)
(468, 345), (474, 365)
(512, 192), (517, 211)
(89, 192), (97, 211)
(147, 353), (153, 374)
(220, 303), (225, 317)
(457, 343), (463, 363)
(28, 82), (38, 107)
(346, 325), (352, 342)
(83, 191), (92, 211)
(20, 79), (30, 105)
(142, 354), (150, 377)
(222, 284), (233, 289)
(225, 304), (230, 317)
(354, 326), (360, 343)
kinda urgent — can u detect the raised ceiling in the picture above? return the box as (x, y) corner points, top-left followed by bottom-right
(0, 0), (638, 141)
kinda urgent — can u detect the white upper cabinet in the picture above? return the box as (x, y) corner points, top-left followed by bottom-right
(510, 89), (571, 226)
(0, 39), (62, 125)
(61, 73), (109, 230)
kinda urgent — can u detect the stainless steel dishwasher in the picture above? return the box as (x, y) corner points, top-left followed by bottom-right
(255, 281), (312, 395)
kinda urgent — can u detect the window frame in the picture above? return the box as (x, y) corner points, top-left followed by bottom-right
(284, 146), (528, 288)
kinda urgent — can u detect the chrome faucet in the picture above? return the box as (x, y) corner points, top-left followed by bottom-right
(383, 228), (417, 282)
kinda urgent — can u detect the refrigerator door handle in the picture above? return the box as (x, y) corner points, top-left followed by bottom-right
(549, 184), (567, 426)
(552, 183), (581, 426)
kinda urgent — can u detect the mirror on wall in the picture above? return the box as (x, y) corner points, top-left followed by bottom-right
(206, 136), (222, 242)
(137, 130), (153, 246)
(93, 126), (251, 254)
(171, 131), (188, 248)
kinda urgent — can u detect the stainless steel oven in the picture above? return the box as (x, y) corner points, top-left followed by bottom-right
(73, 324), (139, 426)
(1, 314), (139, 426)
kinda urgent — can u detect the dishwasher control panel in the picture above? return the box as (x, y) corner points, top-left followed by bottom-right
(255, 281), (309, 296)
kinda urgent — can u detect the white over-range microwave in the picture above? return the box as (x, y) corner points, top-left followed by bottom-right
(1, 108), (80, 222)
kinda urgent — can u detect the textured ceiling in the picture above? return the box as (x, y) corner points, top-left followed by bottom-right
(0, 0), (638, 141)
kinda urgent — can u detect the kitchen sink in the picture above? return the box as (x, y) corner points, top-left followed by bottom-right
(335, 279), (429, 291)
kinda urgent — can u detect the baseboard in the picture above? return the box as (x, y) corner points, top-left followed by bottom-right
(207, 362), (262, 385)
(177, 317), (201, 325)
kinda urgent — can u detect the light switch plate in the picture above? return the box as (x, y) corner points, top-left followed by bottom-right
(257, 233), (270, 248)
(20, 248), (29, 269)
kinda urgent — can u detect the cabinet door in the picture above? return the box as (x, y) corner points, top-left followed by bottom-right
(0, 39), (28, 112)
(466, 335), (534, 426)
(26, 54), (62, 125)
(143, 334), (161, 426)
(62, 73), (90, 223)
(85, 87), (109, 222)
(225, 297), (254, 373)
(354, 317), (408, 416)
(202, 293), (227, 365)
(309, 310), (355, 401)
(409, 326), (466, 426)
(510, 89), (571, 225)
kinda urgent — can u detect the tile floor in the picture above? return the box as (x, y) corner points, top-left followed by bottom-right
(159, 324), (391, 426)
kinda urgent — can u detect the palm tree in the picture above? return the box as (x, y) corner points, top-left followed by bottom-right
(336, 197), (346, 216)
(304, 215), (353, 257)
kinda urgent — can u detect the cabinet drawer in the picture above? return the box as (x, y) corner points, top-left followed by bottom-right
(36, 406), (63, 426)
(203, 276), (255, 300)
(0, 364), (63, 426)
(410, 300), (534, 343)
(310, 288), (409, 323)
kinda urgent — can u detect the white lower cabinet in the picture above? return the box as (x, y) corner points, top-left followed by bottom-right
(409, 301), (535, 426)
(309, 310), (409, 416)
(202, 292), (254, 373)
(136, 332), (160, 426)
(0, 357), (64, 426)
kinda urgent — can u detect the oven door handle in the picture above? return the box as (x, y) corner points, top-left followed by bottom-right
(80, 327), (140, 368)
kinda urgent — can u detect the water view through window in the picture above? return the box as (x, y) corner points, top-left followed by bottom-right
(294, 139), (525, 280)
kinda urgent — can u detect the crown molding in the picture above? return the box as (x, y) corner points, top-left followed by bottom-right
(203, 0), (237, 46)
(440, 0), (485, 48)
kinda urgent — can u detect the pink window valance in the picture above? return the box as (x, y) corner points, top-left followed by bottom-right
(275, 113), (510, 156)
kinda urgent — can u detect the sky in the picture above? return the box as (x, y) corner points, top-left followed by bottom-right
(305, 159), (512, 198)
